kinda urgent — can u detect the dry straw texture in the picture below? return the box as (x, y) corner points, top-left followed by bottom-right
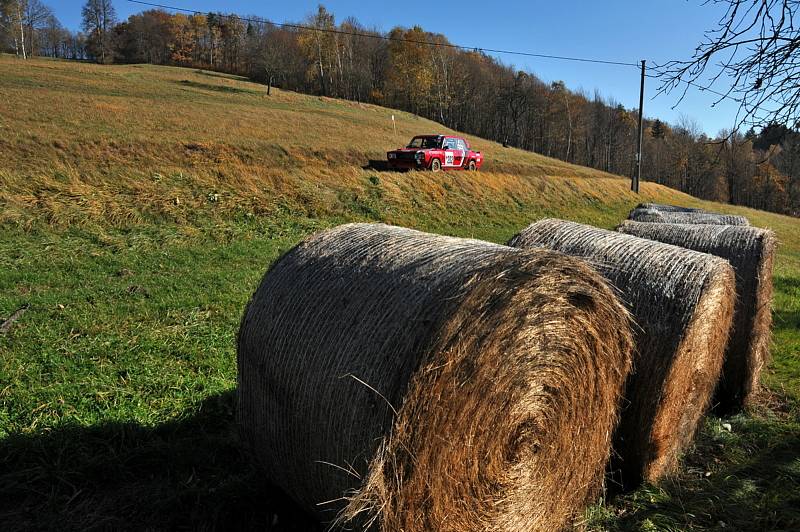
(237, 223), (634, 531)
(508, 219), (737, 488)
(628, 207), (750, 226)
(635, 203), (705, 213)
(617, 221), (777, 413)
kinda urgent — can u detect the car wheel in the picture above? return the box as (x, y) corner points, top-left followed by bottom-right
(430, 158), (441, 172)
(467, 160), (477, 171)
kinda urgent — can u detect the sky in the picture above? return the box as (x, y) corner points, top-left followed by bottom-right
(51, 0), (740, 136)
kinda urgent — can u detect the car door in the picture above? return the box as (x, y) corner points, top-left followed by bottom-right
(455, 139), (467, 167)
(442, 137), (456, 167)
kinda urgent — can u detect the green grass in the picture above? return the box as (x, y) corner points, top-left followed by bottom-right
(1, 55), (799, 531)
(586, 414), (800, 531)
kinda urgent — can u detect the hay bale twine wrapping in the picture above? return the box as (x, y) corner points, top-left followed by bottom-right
(617, 220), (777, 413)
(238, 223), (634, 531)
(636, 202), (705, 213)
(508, 219), (736, 488)
(629, 207), (750, 226)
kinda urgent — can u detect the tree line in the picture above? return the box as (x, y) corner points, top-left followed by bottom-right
(2, 1), (798, 217)
(0, 0), (86, 59)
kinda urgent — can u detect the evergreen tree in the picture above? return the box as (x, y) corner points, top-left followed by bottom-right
(651, 119), (665, 139)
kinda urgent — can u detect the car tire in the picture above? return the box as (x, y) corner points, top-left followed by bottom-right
(430, 158), (442, 172)
(467, 160), (477, 171)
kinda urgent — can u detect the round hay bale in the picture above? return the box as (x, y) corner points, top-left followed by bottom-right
(628, 207), (750, 226)
(635, 203), (705, 213)
(508, 219), (736, 488)
(238, 223), (634, 531)
(617, 220), (777, 413)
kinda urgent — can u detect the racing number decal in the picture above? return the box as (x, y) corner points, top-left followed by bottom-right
(444, 151), (455, 166)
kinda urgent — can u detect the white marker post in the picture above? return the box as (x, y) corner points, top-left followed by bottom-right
(391, 114), (396, 141)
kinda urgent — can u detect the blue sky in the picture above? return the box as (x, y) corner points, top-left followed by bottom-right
(51, 0), (739, 136)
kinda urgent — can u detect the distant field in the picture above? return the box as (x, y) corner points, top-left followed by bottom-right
(0, 55), (798, 531)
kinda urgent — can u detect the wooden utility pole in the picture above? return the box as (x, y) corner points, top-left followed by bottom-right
(632, 59), (645, 193)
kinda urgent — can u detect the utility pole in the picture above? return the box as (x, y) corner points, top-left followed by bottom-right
(632, 59), (645, 193)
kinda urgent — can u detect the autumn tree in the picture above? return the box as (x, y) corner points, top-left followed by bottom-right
(778, 132), (800, 214)
(37, 13), (65, 56)
(1, 0), (25, 58)
(386, 26), (434, 115)
(646, 119), (671, 183)
(24, 0), (50, 53)
(115, 10), (171, 64)
(0, 0), (57, 58)
(0, 3), (7, 49)
(335, 17), (384, 102)
(719, 130), (756, 205)
(217, 14), (244, 72)
(205, 12), (221, 67)
(249, 24), (304, 95)
(82, 0), (116, 63)
(298, 5), (336, 96)
(168, 13), (194, 65)
(497, 71), (532, 148)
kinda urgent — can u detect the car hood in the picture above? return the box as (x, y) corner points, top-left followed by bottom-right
(389, 147), (422, 153)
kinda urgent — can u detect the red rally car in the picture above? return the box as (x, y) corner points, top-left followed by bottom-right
(387, 134), (483, 171)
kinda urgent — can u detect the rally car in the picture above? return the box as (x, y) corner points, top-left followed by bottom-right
(386, 135), (483, 171)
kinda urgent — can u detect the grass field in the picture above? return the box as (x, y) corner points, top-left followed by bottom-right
(1, 55), (798, 531)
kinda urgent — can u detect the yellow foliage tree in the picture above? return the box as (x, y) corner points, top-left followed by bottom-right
(168, 13), (193, 65)
(297, 5), (336, 96)
(387, 26), (434, 115)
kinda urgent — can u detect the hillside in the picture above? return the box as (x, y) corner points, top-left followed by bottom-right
(0, 55), (798, 531)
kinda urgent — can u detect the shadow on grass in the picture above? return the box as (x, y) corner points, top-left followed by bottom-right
(774, 308), (800, 331)
(773, 275), (800, 332)
(362, 160), (391, 171)
(196, 70), (249, 82)
(4, 395), (798, 532)
(177, 79), (257, 94)
(0, 391), (320, 532)
(601, 416), (800, 531)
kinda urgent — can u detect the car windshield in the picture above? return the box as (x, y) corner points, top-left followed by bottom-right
(407, 136), (441, 149)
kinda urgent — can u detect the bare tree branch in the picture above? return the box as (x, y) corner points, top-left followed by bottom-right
(655, 0), (800, 131)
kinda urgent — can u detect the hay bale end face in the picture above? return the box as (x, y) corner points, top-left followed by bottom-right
(617, 221), (777, 413)
(629, 207), (750, 226)
(508, 219), (736, 488)
(238, 223), (634, 531)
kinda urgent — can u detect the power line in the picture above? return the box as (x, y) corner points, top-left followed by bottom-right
(125, 0), (749, 109)
(126, 0), (640, 68)
(645, 71), (742, 104)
